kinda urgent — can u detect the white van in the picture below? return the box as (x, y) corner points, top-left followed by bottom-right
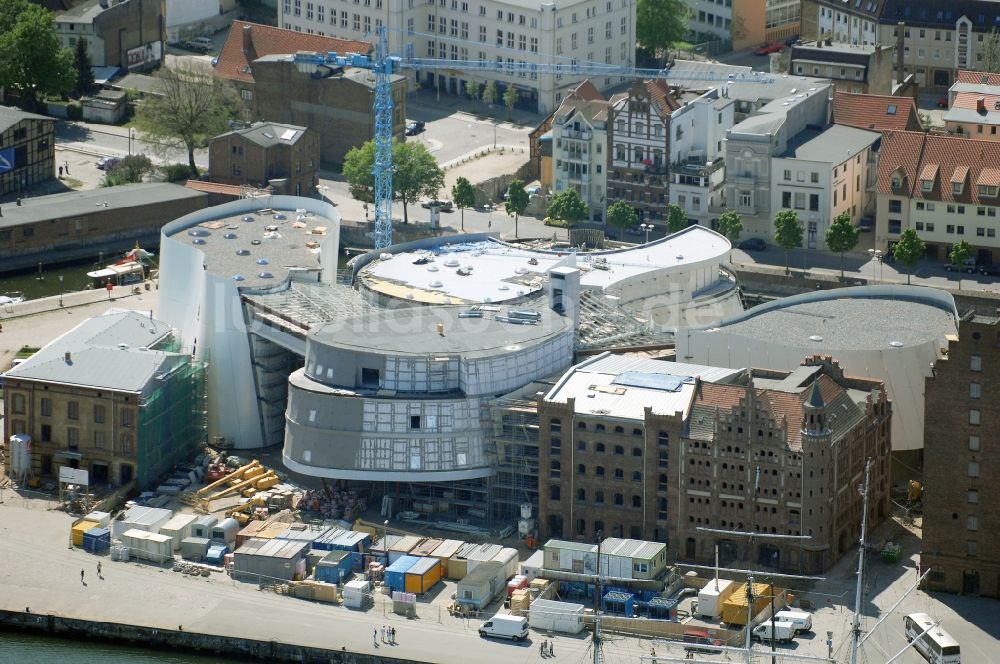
(751, 621), (796, 644)
(479, 614), (529, 641)
(774, 610), (813, 634)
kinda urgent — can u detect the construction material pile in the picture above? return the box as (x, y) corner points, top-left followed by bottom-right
(299, 488), (367, 521)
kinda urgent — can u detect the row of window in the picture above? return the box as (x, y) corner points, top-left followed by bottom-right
(9, 395), (135, 427)
(32, 424), (134, 454)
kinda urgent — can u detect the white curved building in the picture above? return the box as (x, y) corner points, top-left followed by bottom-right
(675, 285), (959, 452)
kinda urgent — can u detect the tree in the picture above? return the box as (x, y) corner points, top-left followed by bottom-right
(344, 139), (444, 224)
(482, 80), (498, 108)
(891, 229), (925, 284)
(503, 85), (517, 119)
(773, 210), (803, 273)
(716, 210), (743, 244)
(666, 203), (688, 234)
(505, 179), (530, 237)
(636, 0), (690, 58)
(133, 66), (239, 175)
(983, 28), (1000, 74)
(73, 37), (95, 97)
(102, 155), (154, 187)
(949, 239), (974, 271)
(825, 211), (860, 278)
(466, 80), (482, 102)
(547, 189), (588, 228)
(452, 176), (476, 231)
(0, 0), (75, 109)
(607, 201), (639, 238)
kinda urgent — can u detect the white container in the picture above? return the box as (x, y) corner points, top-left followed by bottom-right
(342, 578), (371, 609)
(192, 515), (218, 539)
(211, 517), (239, 545)
(84, 511), (112, 529)
(119, 506), (173, 534)
(529, 599), (586, 634)
(121, 528), (174, 564)
(159, 514), (198, 551)
(491, 547), (519, 580)
(518, 550), (544, 581)
(697, 579), (735, 619)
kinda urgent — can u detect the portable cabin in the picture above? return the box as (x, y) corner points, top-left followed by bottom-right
(411, 538), (444, 558)
(191, 515), (218, 539)
(232, 538), (310, 582)
(455, 561), (506, 610)
(404, 556), (443, 594)
(519, 550), (545, 581)
(315, 550), (354, 584)
(342, 578), (371, 609)
(181, 536), (210, 561)
(384, 555), (421, 592)
(388, 536), (423, 564)
(370, 534), (402, 564)
(117, 506), (173, 536)
(121, 529), (174, 564)
(159, 514), (198, 551)
(236, 520), (268, 548)
(542, 539), (597, 575)
(491, 547), (519, 580)
(447, 542), (482, 580)
(428, 539), (465, 577)
(529, 599), (586, 634)
(84, 511), (112, 528)
(211, 517), (240, 546)
(599, 538), (668, 581)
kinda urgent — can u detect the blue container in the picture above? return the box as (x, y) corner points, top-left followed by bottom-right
(602, 591), (635, 616)
(646, 597), (678, 621)
(205, 544), (228, 565)
(384, 555), (420, 592)
(315, 550), (353, 584)
(83, 527), (110, 553)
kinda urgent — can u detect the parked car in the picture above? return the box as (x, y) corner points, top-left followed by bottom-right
(979, 263), (1000, 276)
(405, 120), (425, 135)
(682, 628), (723, 653)
(478, 614), (528, 641)
(943, 257), (979, 273)
(773, 610), (813, 634)
(183, 37), (214, 53)
(755, 41), (784, 55)
(421, 199), (453, 212)
(936, 97), (949, 108)
(96, 156), (121, 170)
(738, 238), (768, 251)
(784, 35), (800, 47)
(751, 620), (797, 644)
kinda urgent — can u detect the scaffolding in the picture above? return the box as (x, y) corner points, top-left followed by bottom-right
(576, 290), (675, 351)
(136, 358), (208, 489)
(486, 390), (543, 525)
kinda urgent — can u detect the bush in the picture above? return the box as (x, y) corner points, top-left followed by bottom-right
(544, 217), (571, 228)
(162, 163), (193, 182)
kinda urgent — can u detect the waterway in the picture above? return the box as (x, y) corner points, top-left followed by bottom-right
(0, 630), (236, 663)
(0, 255), (113, 301)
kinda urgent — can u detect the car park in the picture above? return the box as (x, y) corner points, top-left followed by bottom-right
(755, 41), (784, 55)
(405, 120), (425, 135)
(738, 238), (767, 251)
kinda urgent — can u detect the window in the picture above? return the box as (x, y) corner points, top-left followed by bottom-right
(577, 488), (586, 502)
(40, 398), (52, 417)
(970, 382), (981, 399)
(94, 404), (106, 423)
(67, 401), (79, 420)
(889, 199), (902, 213)
(631, 495), (642, 508)
(94, 431), (106, 449)
(967, 540), (978, 556)
(120, 433), (133, 455)
(550, 461), (561, 478)
(67, 427), (79, 450)
(969, 460), (980, 477)
(632, 470), (642, 482)
(550, 418), (561, 432)
(577, 463), (586, 475)
(410, 415), (421, 429)
(614, 493), (624, 506)
(783, 169), (791, 181)
(614, 445), (624, 455)
(970, 409), (981, 425)
(549, 485), (561, 500)
(614, 468), (624, 479)
(811, 172), (819, 183)
(595, 490), (605, 504)
(968, 489), (979, 504)
(967, 515), (979, 531)
(41, 424), (51, 442)
(971, 355), (982, 371)
(969, 435), (980, 451)
(596, 465), (605, 476)
(632, 447), (642, 457)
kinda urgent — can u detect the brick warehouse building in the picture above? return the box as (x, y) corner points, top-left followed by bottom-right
(922, 317), (1000, 597)
(208, 122), (320, 196)
(537, 353), (891, 573)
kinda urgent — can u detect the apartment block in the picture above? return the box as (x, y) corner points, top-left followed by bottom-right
(550, 92), (610, 222)
(922, 317), (1000, 598)
(790, 40), (896, 94)
(277, 0), (636, 114)
(687, 0), (800, 51)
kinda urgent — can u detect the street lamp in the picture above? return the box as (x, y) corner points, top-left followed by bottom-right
(868, 248), (883, 284)
(640, 223), (654, 244)
(383, 520), (389, 566)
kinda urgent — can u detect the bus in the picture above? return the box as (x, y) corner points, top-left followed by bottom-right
(904, 613), (961, 664)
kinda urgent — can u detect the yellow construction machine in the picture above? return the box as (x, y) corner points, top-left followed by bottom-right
(194, 460), (279, 512)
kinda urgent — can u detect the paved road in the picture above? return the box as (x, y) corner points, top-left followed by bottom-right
(55, 119), (208, 170)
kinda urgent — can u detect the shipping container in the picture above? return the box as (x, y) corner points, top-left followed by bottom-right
(159, 514), (198, 551)
(697, 579), (735, 619)
(121, 529), (174, 564)
(72, 520), (100, 547)
(211, 517), (240, 545)
(181, 536), (211, 561)
(191, 515), (218, 539)
(428, 539), (465, 577)
(455, 561), (506, 610)
(315, 550), (354, 584)
(529, 599), (586, 634)
(721, 582), (772, 626)
(84, 511), (112, 529)
(342, 578), (372, 609)
(388, 536), (423, 564)
(404, 556), (442, 594)
(232, 537), (311, 582)
(83, 527), (110, 553)
(384, 555), (420, 592)
(519, 550), (545, 581)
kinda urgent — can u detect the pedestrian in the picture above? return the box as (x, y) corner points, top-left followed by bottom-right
(391, 627), (396, 644)
(373, 627), (379, 646)
(58, 166), (63, 178)
(540, 640), (546, 656)
(97, 561), (102, 577)
(80, 569), (85, 584)
(548, 641), (554, 657)
(64, 161), (70, 175)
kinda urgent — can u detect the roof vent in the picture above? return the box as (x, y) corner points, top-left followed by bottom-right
(889, 340), (903, 348)
(64, 351), (72, 363)
(117, 343), (129, 350)
(809, 335), (823, 342)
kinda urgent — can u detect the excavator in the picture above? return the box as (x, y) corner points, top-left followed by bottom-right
(227, 497), (267, 526)
(193, 460), (279, 513)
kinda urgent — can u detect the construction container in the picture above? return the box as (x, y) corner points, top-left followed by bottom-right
(404, 556), (442, 594)
(646, 597), (678, 620)
(83, 511), (112, 528)
(384, 555), (420, 592)
(370, 534), (402, 564)
(519, 550), (544, 581)
(236, 520), (268, 548)
(491, 547), (519, 579)
(530, 599), (586, 634)
(181, 536), (210, 561)
(254, 520), (291, 541)
(291, 580), (340, 603)
(114, 506), (173, 537)
(277, 524), (330, 547)
(211, 517), (240, 545)
(428, 539), (464, 577)
(206, 544), (228, 566)
(455, 561), (506, 610)
(121, 529), (174, 564)
(191, 515), (218, 539)
(602, 591), (636, 616)
(315, 550), (354, 584)
(697, 579), (736, 619)
(721, 582), (772, 626)
(72, 520), (100, 547)
(83, 527), (110, 554)
(342, 578), (371, 609)
(411, 538), (444, 558)
(388, 536), (423, 564)
(232, 538), (310, 582)
(447, 542), (482, 580)
(159, 514), (198, 551)
(542, 539), (597, 574)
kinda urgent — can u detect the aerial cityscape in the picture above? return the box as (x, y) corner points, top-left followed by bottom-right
(1, 0), (998, 663)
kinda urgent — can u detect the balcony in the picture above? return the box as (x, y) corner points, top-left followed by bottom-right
(560, 128), (593, 141)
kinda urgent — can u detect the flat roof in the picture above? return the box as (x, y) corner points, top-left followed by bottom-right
(781, 124), (880, 161)
(545, 352), (746, 421)
(167, 207), (333, 289)
(600, 538), (666, 561)
(309, 303), (573, 359)
(359, 227), (730, 305)
(701, 287), (957, 350)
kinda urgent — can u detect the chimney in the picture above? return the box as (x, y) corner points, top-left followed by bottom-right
(242, 24), (255, 59)
(977, 96), (987, 114)
(896, 22), (905, 83)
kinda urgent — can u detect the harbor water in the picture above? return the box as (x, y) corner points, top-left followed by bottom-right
(0, 630), (235, 663)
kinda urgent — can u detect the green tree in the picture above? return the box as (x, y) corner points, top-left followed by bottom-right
(505, 179), (530, 237)
(666, 203), (688, 234)
(607, 201), (639, 238)
(716, 210), (743, 244)
(983, 28), (1000, 73)
(503, 85), (517, 119)
(891, 229), (925, 284)
(102, 155), (154, 187)
(452, 176), (476, 231)
(482, 80), (498, 108)
(773, 209), (803, 274)
(466, 80), (482, 102)
(636, 0), (690, 58)
(344, 139), (444, 224)
(949, 239), (974, 270)
(547, 189), (589, 228)
(0, 0), (75, 109)
(133, 66), (239, 175)
(72, 37), (95, 97)
(825, 211), (860, 278)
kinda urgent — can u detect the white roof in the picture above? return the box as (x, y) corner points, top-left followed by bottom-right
(358, 227), (730, 305)
(545, 352), (746, 421)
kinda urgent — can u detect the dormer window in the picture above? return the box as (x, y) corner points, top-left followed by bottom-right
(922, 179), (933, 192)
(979, 185), (999, 198)
(953, 182), (964, 195)
(891, 176), (902, 189)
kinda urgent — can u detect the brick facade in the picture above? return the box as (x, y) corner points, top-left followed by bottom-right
(208, 124), (320, 196)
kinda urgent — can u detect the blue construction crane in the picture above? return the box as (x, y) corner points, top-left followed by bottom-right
(294, 27), (775, 249)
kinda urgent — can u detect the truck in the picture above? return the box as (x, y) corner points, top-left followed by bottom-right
(479, 614), (529, 641)
(773, 610), (813, 634)
(751, 620), (796, 644)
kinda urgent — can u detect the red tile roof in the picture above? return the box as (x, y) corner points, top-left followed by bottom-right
(215, 21), (371, 84)
(952, 91), (1000, 112)
(567, 80), (605, 102)
(695, 382), (748, 410)
(957, 70), (1000, 86)
(831, 92), (922, 132)
(877, 130), (1000, 204)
